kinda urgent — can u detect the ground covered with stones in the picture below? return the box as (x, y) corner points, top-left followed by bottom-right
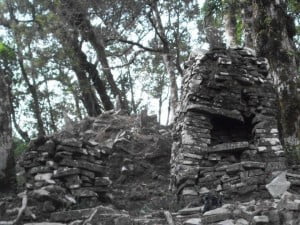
(1, 111), (300, 225)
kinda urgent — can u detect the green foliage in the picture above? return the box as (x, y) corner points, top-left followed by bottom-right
(0, 42), (15, 61)
(12, 137), (28, 159)
(235, 15), (244, 45)
(201, 0), (224, 27)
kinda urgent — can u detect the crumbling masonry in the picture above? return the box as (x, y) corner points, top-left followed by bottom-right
(171, 48), (286, 199)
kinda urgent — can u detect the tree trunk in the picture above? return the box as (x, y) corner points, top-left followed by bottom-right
(151, 2), (179, 120)
(72, 64), (102, 117)
(241, 1), (255, 48)
(45, 79), (57, 132)
(72, 92), (83, 120)
(58, 1), (129, 112)
(9, 92), (30, 142)
(81, 27), (129, 111)
(70, 38), (114, 111)
(0, 68), (15, 191)
(244, 0), (300, 143)
(224, 3), (238, 47)
(127, 64), (137, 114)
(18, 56), (45, 136)
(162, 54), (179, 119)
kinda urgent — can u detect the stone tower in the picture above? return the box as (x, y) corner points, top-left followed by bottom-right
(171, 48), (286, 200)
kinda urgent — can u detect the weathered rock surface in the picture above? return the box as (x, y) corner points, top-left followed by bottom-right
(266, 172), (291, 198)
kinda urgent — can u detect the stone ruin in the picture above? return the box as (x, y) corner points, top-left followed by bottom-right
(171, 47), (287, 200)
(4, 47), (300, 225)
(14, 112), (173, 224)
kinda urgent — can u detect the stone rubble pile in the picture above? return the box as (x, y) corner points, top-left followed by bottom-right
(17, 111), (172, 223)
(174, 191), (300, 225)
(171, 47), (287, 200)
(22, 135), (110, 210)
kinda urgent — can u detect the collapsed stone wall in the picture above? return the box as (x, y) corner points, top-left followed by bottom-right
(19, 112), (172, 222)
(171, 48), (286, 200)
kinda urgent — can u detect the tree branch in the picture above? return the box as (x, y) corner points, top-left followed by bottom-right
(0, 191), (28, 225)
(109, 38), (165, 53)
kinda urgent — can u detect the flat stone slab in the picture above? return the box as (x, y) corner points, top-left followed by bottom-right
(266, 171), (291, 198)
(202, 206), (231, 224)
(216, 220), (235, 225)
(60, 138), (82, 148)
(56, 145), (88, 155)
(53, 167), (80, 178)
(59, 159), (105, 174)
(209, 142), (249, 153)
(178, 206), (202, 215)
(186, 104), (244, 122)
(71, 188), (98, 197)
(183, 218), (202, 225)
(24, 223), (66, 225)
(50, 208), (93, 222)
(241, 161), (266, 169)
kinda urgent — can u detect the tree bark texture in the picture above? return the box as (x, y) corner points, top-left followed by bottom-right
(0, 69), (15, 190)
(71, 64), (102, 117)
(243, 0), (300, 143)
(70, 37), (114, 111)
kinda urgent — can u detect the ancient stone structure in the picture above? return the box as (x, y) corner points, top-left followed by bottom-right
(19, 112), (172, 223)
(171, 48), (286, 199)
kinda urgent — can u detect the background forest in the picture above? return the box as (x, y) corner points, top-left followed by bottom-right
(0, 0), (299, 154)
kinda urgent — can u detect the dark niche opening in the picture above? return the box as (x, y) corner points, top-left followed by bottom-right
(210, 115), (254, 146)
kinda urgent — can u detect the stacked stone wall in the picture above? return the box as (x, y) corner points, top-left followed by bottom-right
(171, 48), (286, 200)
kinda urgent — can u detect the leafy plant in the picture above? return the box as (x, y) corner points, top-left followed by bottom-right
(12, 137), (28, 159)
(0, 42), (15, 61)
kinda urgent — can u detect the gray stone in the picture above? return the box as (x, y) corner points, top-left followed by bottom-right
(252, 215), (269, 224)
(178, 206), (202, 215)
(236, 219), (249, 225)
(34, 173), (55, 184)
(71, 188), (98, 197)
(61, 138), (82, 148)
(186, 104), (244, 122)
(50, 208), (93, 222)
(241, 161), (265, 169)
(29, 166), (52, 175)
(87, 205), (130, 225)
(183, 218), (202, 225)
(56, 145), (87, 155)
(53, 167), (80, 178)
(95, 177), (112, 186)
(59, 158), (105, 174)
(209, 142), (249, 153)
(216, 220), (235, 225)
(24, 223), (67, 225)
(202, 206), (231, 224)
(266, 171), (291, 198)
